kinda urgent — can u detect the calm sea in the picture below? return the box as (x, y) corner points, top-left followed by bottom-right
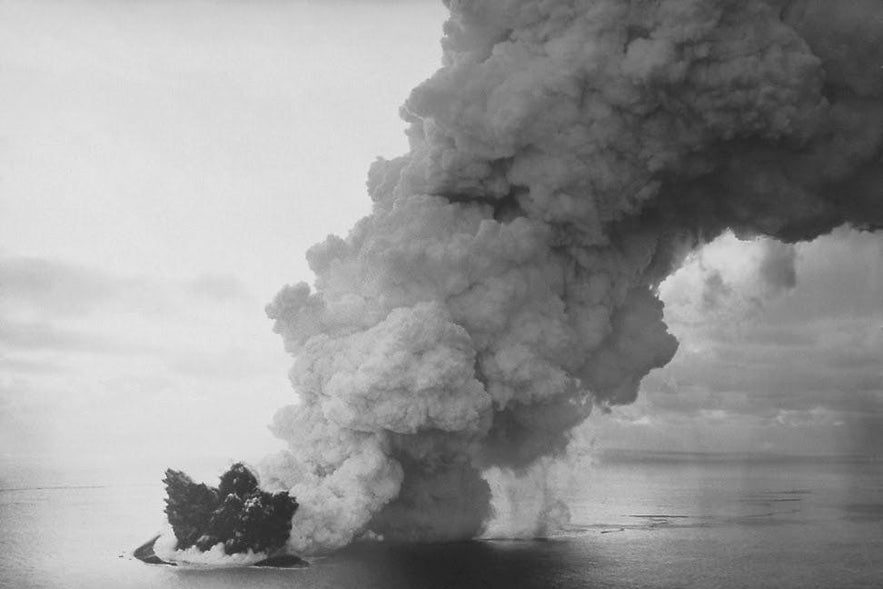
(2, 454), (882, 588)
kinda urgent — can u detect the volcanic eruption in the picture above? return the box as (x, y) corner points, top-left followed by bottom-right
(257, 0), (883, 554)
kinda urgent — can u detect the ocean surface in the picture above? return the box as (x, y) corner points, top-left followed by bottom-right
(2, 453), (882, 588)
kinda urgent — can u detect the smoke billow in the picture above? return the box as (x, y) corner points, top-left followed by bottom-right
(261, 0), (883, 554)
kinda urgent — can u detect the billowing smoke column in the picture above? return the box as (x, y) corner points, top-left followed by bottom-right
(261, 0), (883, 554)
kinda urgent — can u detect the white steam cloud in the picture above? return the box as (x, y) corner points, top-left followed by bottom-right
(260, 0), (883, 554)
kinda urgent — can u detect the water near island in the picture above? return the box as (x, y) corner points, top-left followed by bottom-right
(2, 453), (882, 588)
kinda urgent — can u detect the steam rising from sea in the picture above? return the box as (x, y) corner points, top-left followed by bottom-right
(258, 0), (883, 554)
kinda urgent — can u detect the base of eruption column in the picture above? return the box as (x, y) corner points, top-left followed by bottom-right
(132, 463), (308, 569)
(132, 535), (308, 568)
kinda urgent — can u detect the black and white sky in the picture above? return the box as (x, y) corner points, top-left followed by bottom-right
(1, 0), (881, 484)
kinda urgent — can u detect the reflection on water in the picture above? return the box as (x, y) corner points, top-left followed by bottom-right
(181, 540), (597, 589)
(843, 502), (883, 523)
(123, 539), (601, 589)
(2, 456), (882, 588)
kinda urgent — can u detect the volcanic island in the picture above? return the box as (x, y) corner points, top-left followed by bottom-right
(133, 463), (307, 568)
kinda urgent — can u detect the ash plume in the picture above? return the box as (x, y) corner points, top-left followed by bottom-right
(261, 0), (883, 554)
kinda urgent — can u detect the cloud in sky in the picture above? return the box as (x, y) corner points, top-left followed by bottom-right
(596, 227), (883, 456)
(0, 255), (292, 483)
(0, 0), (447, 302)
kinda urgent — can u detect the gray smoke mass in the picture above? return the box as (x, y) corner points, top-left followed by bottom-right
(260, 0), (883, 554)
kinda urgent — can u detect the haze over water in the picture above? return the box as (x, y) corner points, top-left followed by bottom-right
(3, 453), (881, 588)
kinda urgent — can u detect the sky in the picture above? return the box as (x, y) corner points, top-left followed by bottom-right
(1, 0), (881, 485)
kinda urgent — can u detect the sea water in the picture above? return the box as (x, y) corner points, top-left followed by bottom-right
(2, 455), (882, 589)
